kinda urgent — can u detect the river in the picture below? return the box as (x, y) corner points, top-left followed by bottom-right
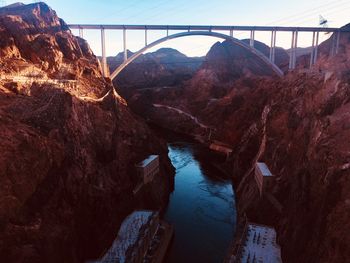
(164, 141), (237, 263)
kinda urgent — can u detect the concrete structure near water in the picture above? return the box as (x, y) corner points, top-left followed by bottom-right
(209, 141), (233, 160)
(255, 162), (274, 196)
(89, 210), (173, 263)
(209, 143), (233, 155)
(136, 155), (160, 184)
(236, 223), (282, 263)
(225, 222), (282, 263)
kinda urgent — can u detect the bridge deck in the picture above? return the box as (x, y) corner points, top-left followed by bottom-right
(68, 24), (348, 32)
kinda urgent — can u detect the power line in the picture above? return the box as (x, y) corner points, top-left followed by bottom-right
(288, 4), (350, 26)
(226, 0), (349, 44)
(265, 0), (349, 26)
(121, 0), (173, 24)
(180, 0), (350, 54)
(141, 0), (213, 24)
(91, 0), (144, 23)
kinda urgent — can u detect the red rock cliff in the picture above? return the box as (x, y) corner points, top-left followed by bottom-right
(115, 24), (350, 262)
(0, 3), (174, 262)
(194, 28), (350, 263)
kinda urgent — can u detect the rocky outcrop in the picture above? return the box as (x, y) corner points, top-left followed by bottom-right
(0, 3), (174, 262)
(227, 29), (350, 263)
(0, 2), (105, 98)
(124, 39), (288, 137)
(110, 48), (203, 99)
(187, 30), (350, 263)
(117, 25), (350, 262)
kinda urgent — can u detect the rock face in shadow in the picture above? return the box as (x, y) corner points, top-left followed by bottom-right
(115, 25), (350, 263)
(110, 48), (203, 99)
(224, 28), (350, 263)
(0, 3), (174, 262)
(121, 40), (288, 137)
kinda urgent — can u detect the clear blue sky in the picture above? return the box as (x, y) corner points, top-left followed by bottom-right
(3, 0), (350, 56)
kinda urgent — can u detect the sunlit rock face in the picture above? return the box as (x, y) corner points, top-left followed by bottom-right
(0, 3), (174, 262)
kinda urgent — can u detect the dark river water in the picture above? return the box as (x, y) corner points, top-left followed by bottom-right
(164, 141), (237, 263)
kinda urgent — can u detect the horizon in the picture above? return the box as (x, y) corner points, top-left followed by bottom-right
(1, 0), (350, 57)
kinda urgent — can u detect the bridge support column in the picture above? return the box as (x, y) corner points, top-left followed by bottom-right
(123, 28), (127, 62)
(289, 31), (298, 70)
(335, 31), (340, 54)
(230, 29), (233, 37)
(289, 31), (295, 70)
(330, 33), (335, 56)
(329, 30), (341, 57)
(292, 31), (298, 69)
(313, 31), (319, 65)
(79, 28), (84, 38)
(310, 31), (315, 68)
(250, 30), (255, 47)
(145, 28), (148, 46)
(272, 31), (276, 63)
(269, 30), (276, 63)
(269, 31), (273, 61)
(100, 28), (108, 77)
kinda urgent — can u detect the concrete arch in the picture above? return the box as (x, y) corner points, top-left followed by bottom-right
(110, 31), (284, 80)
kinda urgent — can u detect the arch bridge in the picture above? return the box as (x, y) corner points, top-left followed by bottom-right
(68, 24), (346, 80)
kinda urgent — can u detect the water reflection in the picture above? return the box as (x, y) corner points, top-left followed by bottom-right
(164, 142), (236, 263)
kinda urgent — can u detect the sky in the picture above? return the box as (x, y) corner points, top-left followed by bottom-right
(2, 0), (350, 57)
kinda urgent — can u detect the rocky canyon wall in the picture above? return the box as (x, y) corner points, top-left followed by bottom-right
(0, 3), (174, 262)
(113, 24), (350, 263)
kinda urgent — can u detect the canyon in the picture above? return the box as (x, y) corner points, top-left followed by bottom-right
(0, 2), (350, 263)
(111, 24), (350, 263)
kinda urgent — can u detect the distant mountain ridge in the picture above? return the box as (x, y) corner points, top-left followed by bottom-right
(109, 47), (204, 99)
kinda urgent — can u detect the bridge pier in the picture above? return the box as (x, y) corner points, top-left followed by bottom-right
(272, 31), (276, 63)
(289, 31), (295, 70)
(145, 28), (148, 46)
(100, 28), (108, 77)
(335, 31), (340, 54)
(313, 32), (319, 65)
(123, 28), (127, 62)
(250, 30), (255, 47)
(331, 31), (341, 56)
(289, 31), (298, 70)
(269, 30), (276, 63)
(79, 28), (84, 38)
(292, 31), (298, 69)
(310, 32), (315, 68)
